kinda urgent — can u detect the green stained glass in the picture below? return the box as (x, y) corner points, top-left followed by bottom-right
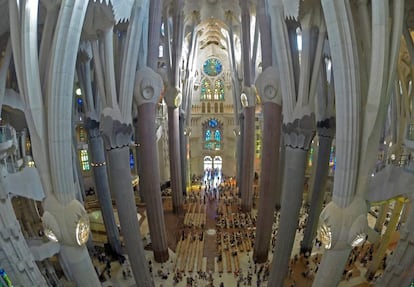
(203, 58), (223, 76)
(201, 78), (212, 100)
(214, 79), (224, 100)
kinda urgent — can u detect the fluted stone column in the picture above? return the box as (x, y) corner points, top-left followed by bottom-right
(366, 198), (404, 280)
(135, 67), (169, 262)
(85, 116), (122, 255)
(253, 67), (282, 263)
(0, 186), (47, 286)
(374, 202), (389, 233)
(301, 118), (335, 254)
(164, 87), (184, 214)
(268, 115), (315, 286)
(240, 88), (256, 212)
(101, 108), (153, 286)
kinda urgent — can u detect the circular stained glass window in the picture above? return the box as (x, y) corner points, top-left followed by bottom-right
(203, 58), (223, 76)
(208, 119), (218, 128)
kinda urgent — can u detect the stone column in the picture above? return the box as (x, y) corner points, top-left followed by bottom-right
(366, 198), (404, 280)
(374, 202), (389, 233)
(253, 67), (282, 263)
(43, 196), (100, 286)
(377, 193), (414, 286)
(85, 116), (122, 255)
(179, 110), (188, 196)
(164, 87), (184, 213)
(240, 88), (256, 212)
(134, 67), (169, 262)
(301, 118), (335, 255)
(312, 196), (368, 287)
(236, 113), (244, 190)
(268, 114), (315, 286)
(101, 108), (153, 286)
(0, 187), (47, 286)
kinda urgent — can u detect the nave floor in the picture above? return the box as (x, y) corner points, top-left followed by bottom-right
(90, 188), (377, 287)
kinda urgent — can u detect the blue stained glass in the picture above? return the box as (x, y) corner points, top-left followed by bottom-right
(205, 129), (211, 141)
(208, 119), (218, 128)
(215, 130), (221, 141)
(203, 58), (223, 76)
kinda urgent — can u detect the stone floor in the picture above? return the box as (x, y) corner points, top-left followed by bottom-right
(89, 188), (378, 287)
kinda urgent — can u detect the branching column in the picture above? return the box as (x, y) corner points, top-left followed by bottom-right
(268, 115), (315, 287)
(366, 198), (404, 280)
(378, 194), (414, 286)
(374, 202), (389, 233)
(134, 67), (169, 262)
(164, 87), (184, 214)
(301, 118), (335, 254)
(240, 88), (256, 212)
(253, 67), (282, 263)
(101, 108), (153, 287)
(85, 117), (122, 255)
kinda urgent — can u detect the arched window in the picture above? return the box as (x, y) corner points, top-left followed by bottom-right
(201, 78), (212, 100)
(205, 129), (211, 141)
(214, 102), (218, 113)
(220, 103), (224, 113)
(207, 103), (211, 113)
(202, 102), (206, 113)
(214, 79), (224, 100)
(214, 130), (221, 141)
(202, 119), (223, 151)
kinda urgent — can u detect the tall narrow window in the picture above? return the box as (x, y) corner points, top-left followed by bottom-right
(80, 150), (90, 171)
(214, 102), (218, 113)
(202, 102), (206, 113)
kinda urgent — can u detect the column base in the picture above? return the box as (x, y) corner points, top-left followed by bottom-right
(253, 251), (268, 264)
(154, 249), (169, 263)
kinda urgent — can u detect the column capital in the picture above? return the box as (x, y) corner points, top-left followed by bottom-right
(84, 116), (100, 138)
(318, 196), (368, 251)
(255, 66), (282, 105)
(100, 107), (133, 150)
(316, 117), (336, 138)
(134, 66), (164, 106)
(164, 86), (182, 108)
(282, 114), (315, 150)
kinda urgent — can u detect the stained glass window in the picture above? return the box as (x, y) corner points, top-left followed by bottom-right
(203, 58), (223, 76)
(215, 130), (221, 142)
(205, 129), (211, 141)
(208, 119), (218, 128)
(214, 79), (224, 100)
(80, 149), (90, 171)
(201, 78), (212, 100)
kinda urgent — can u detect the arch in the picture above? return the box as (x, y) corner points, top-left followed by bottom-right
(207, 102), (211, 113)
(213, 155), (222, 170)
(214, 102), (218, 113)
(220, 103), (224, 113)
(203, 156), (213, 171)
(202, 102), (206, 113)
